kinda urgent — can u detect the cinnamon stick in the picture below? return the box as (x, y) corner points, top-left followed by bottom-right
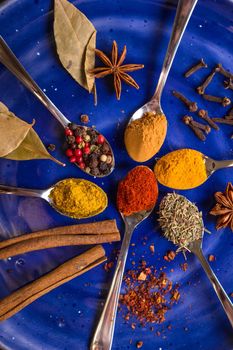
(0, 233), (120, 259)
(0, 220), (118, 249)
(0, 245), (106, 322)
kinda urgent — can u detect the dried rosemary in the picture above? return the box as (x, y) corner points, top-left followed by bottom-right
(158, 193), (204, 249)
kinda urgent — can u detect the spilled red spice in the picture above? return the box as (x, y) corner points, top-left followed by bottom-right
(117, 166), (158, 216)
(119, 261), (180, 326)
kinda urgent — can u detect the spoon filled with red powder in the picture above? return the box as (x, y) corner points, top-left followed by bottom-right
(91, 166), (158, 350)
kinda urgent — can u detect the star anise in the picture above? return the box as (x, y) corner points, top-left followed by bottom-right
(90, 40), (144, 100)
(209, 182), (233, 231)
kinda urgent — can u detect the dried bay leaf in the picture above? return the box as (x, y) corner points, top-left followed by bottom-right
(5, 128), (65, 166)
(0, 101), (65, 166)
(54, 0), (96, 93)
(0, 102), (33, 157)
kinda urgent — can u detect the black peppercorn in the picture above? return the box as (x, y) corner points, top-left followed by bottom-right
(101, 143), (110, 153)
(67, 135), (75, 144)
(75, 128), (83, 137)
(69, 123), (78, 131)
(91, 168), (100, 176)
(99, 162), (108, 172)
(70, 143), (77, 150)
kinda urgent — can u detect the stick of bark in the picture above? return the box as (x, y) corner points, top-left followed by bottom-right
(0, 220), (118, 250)
(0, 232), (120, 259)
(0, 245), (106, 322)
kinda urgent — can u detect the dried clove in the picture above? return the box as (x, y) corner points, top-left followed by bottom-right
(224, 79), (233, 90)
(212, 118), (233, 125)
(202, 94), (231, 107)
(225, 107), (233, 120)
(184, 58), (207, 78)
(196, 69), (216, 95)
(215, 63), (233, 80)
(183, 115), (211, 134)
(198, 109), (219, 130)
(172, 90), (198, 112)
(182, 116), (206, 141)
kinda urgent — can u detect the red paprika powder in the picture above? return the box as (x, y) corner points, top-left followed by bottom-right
(117, 166), (158, 216)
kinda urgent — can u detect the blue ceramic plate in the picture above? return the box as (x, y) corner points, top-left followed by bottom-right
(0, 0), (233, 349)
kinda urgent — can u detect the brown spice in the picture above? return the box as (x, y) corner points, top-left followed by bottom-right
(212, 118), (233, 125)
(230, 293), (233, 298)
(149, 244), (155, 254)
(0, 220), (120, 259)
(182, 116), (206, 141)
(198, 109), (219, 130)
(184, 58), (207, 78)
(172, 90), (198, 112)
(47, 144), (56, 152)
(80, 114), (89, 123)
(136, 341), (143, 349)
(104, 261), (114, 272)
(0, 245), (106, 321)
(164, 250), (176, 262)
(180, 263), (188, 272)
(208, 254), (216, 262)
(90, 41), (144, 100)
(196, 69), (216, 95)
(209, 182), (233, 231)
(202, 94), (231, 107)
(215, 63), (233, 80)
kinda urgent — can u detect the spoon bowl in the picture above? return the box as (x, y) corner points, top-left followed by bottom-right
(0, 36), (115, 178)
(126, 0), (198, 159)
(0, 178), (108, 219)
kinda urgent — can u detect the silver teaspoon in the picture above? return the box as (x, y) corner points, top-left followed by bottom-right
(0, 179), (107, 219)
(91, 207), (155, 349)
(125, 0), (198, 159)
(187, 235), (233, 328)
(0, 36), (115, 178)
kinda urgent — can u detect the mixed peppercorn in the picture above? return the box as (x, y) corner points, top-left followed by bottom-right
(64, 123), (113, 176)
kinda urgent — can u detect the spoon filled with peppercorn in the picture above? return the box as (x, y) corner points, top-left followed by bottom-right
(0, 36), (115, 178)
(124, 0), (198, 162)
(91, 166), (159, 350)
(0, 178), (108, 219)
(159, 193), (233, 328)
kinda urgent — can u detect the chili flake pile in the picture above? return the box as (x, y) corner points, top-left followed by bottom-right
(119, 261), (180, 326)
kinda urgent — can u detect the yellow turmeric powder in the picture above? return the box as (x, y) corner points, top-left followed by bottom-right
(49, 178), (107, 219)
(154, 149), (207, 190)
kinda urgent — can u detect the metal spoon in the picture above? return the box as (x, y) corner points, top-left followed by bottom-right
(0, 179), (107, 219)
(126, 0), (198, 153)
(90, 171), (156, 350)
(205, 155), (233, 178)
(0, 36), (115, 178)
(187, 234), (233, 328)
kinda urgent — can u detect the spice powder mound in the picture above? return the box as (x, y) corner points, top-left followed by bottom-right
(154, 148), (207, 190)
(117, 166), (158, 216)
(119, 261), (180, 326)
(49, 178), (107, 219)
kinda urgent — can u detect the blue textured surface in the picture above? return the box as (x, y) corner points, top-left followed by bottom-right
(0, 0), (233, 349)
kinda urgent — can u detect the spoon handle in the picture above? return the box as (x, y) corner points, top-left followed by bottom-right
(0, 184), (43, 198)
(194, 247), (233, 327)
(0, 36), (70, 128)
(153, 0), (198, 101)
(214, 159), (233, 171)
(90, 223), (134, 350)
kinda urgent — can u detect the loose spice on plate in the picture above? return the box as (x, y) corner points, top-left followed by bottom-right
(119, 261), (180, 326)
(64, 124), (113, 176)
(117, 166), (158, 216)
(49, 178), (107, 219)
(154, 149), (207, 190)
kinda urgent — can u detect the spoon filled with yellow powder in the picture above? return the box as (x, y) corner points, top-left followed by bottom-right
(0, 178), (107, 219)
(124, 1), (198, 162)
(154, 148), (233, 190)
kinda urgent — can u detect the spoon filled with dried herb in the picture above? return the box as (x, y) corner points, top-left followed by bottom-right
(124, 0), (198, 162)
(91, 166), (158, 350)
(0, 178), (107, 219)
(159, 193), (233, 328)
(154, 148), (233, 190)
(0, 36), (115, 178)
